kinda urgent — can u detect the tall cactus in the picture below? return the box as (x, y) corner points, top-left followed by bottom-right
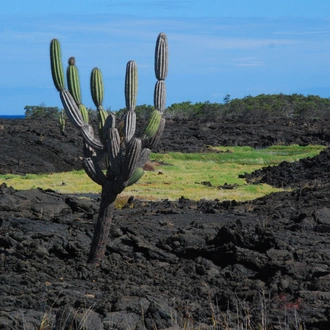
(49, 33), (168, 264)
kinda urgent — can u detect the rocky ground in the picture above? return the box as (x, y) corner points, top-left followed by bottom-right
(1, 117), (330, 329)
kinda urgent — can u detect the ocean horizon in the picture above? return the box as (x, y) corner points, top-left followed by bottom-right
(0, 115), (25, 119)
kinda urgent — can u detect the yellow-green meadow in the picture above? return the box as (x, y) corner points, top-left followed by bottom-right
(0, 145), (325, 203)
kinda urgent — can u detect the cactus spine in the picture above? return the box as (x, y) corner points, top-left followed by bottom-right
(49, 33), (168, 264)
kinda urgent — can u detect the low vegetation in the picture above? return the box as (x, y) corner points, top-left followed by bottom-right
(25, 93), (330, 123)
(0, 145), (325, 205)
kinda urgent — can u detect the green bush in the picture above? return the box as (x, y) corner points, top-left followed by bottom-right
(24, 103), (61, 119)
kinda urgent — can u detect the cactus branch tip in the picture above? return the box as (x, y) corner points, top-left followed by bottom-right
(68, 57), (76, 66)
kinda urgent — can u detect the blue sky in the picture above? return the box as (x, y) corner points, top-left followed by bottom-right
(1, 0), (330, 115)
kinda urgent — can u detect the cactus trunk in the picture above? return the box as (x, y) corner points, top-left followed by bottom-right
(87, 186), (116, 264)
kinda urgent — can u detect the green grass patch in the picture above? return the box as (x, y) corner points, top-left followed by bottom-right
(0, 145), (326, 202)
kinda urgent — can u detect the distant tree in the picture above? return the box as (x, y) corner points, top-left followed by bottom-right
(223, 94), (231, 104)
(24, 103), (61, 119)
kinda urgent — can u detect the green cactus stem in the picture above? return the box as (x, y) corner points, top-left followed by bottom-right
(102, 112), (116, 139)
(155, 33), (168, 81)
(83, 157), (106, 185)
(67, 57), (81, 104)
(123, 137), (141, 181)
(80, 124), (104, 150)
(97, 108), (109, 143)
(90, 67), (104, 109)
(60, 89), (84, 128)
(147, 117), (166, 150)
(79, 104), (89, 124)
(124, 110), (136, 143)
(142, 109), (162, 139)
(154, 81), (166, 112)
(125, 60), (138, 111)
(50, 39), (66, 91)
(66, 57), (89, 124)
(127, 167), (144, 186)
(141, 32), (168, 146)
(106, 128), (121, 177)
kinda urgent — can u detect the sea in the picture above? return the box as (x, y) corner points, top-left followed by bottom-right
(0, 115), (25, 119)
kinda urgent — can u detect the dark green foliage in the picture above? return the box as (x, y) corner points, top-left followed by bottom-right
(24, 103), (61, 119)
(164, 94), (330, 121)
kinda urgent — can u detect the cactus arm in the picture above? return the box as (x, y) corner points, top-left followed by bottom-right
(97, 108), (108, 144)
(155, 33), (168, 81)
(126, 167), (144, 187)
(102, 112), (116, 139)
(125, 60), (138, 111)
(50, 39), (66, 92)
(60, 90), (85, 128)
(83, 157), (106, 186)
(79, 104), (89, 124)
(124, 110), (136, 143)
(90, 68), (104, 109)
(106, 128), (121, 177)
(61, 90), (103, 150)
(80, 125), (104, 151)
(123, 61), (138, 143)
(66, 57), (89, 124)
(154, 80), (166, 112)
(137, 148), (151, 168)
(67, 57), (81, 104)
(141, 32), (168, 147)
(123, 137), (141, 180)
(145, 117), (166, 150)
(141, 109), (162, 140)
(154, 32), (168, 114)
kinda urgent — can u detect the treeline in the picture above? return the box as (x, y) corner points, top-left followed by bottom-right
(24, 103), (107, 121)
(24, 103), (155, 121)
(25, 93), (330, 122)
(164, 94), (330, 121)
